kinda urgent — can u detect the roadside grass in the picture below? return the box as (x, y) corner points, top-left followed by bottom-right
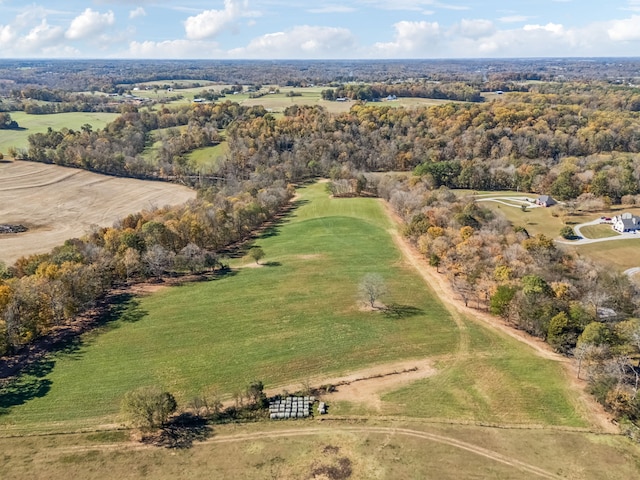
(2, 422), (640, 480)
(0, 182), (457, 433)
(0, 111), (118, 155)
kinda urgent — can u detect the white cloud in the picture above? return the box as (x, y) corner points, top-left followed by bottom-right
(523, 22), (565, 35)
(0, 24), (16, 45)
(455, 19), (494, 39)
(125, 39), (223, 59)
(229, 25), (357, 58)
(66, 8), (115, 40)
(373, 21), (441, 56)
(184, 0), (255, 40)
(23, 20), (64, 49)
(607, 15), (640, 40)
(129, 7), (146, 20)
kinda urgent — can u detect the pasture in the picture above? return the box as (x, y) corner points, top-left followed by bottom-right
(0, 111), (118, 155)
(2, 422), (640, 480)
(0, 161), (195, 265)
(1, 183), (593, 436)
(2, 182), (638, 478)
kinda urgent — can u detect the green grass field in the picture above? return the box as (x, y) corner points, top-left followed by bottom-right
(2, 182), (639, 478)
(573, 239), (640, 271)
(0, 111), (118, 155)
(0, 183), (459, 433)
(579, 224), (620, 239)
(0, 183), (592, 436)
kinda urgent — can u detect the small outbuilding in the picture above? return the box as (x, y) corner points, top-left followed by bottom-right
(536, 195), (557, 207)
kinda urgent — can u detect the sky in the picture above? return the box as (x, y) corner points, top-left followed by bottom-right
(1, 1), (640, 59)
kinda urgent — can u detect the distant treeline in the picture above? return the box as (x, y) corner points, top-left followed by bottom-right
(2, 58), (640, 94)
(321, 81), (485, 102)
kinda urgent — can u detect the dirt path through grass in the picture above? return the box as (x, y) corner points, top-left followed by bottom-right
(54, 425), (562, 479)
(381, 201), (618, 434)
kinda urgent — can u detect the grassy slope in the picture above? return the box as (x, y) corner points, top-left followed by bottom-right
(0, 183), (458, 433)
(3, 183), (639, 478)
(382, 320), (585, 426)
(0, 111), (118, 154)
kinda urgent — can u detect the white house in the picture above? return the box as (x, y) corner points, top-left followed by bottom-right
(612, 212), (640, 233)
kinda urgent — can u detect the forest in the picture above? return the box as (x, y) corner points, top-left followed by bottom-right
(2, 64), (640, 434)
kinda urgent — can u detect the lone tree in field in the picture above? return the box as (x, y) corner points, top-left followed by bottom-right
(121, 386), (177, 430)
(359, 273), (388, 309)
(248, 246), (265, 264)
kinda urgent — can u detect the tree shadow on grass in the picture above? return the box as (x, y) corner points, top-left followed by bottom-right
(143, 413), (213, 449)
(220, 199), (309, 259)
(0, 293), (148, 416)
(262, 261), (282, 267)
(0, 359), (54, 415)
(383, 304), (424, 319)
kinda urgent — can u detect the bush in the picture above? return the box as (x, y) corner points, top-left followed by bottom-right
(121, 386), (177, 430)
(560, 225), (575, 239)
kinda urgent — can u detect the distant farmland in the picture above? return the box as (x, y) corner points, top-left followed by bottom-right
(0, 161), (195, 265)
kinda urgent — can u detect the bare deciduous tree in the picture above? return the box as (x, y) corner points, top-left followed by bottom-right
(358, 273), (388, 309)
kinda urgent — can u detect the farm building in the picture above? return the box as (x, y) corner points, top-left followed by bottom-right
(612, 212), (640, 233)
(536, 195), (557, 207)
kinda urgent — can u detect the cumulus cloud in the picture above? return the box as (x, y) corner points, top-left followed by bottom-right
(0, 24), (16, 46)
(23, 20), (64, 49)
(229, 25), (357, 58)
(129, 7), (146, 20)
(607, 15), (640, 40)
(184, 0), (255, 40)
(373, 21), (441, 56)
(455, 18), (495, 39)
(66, 8), (115, 40)
(126, 39), (223, 58)
(523, 22), (565, 35)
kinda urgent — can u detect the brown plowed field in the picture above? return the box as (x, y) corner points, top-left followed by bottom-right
(0, 161), (195, 264)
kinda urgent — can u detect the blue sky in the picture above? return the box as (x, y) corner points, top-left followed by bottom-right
(1, 1), (640, 59)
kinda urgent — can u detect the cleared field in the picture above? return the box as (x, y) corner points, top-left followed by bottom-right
(484, 201), (565, 238)
(0, 183), (458, 433)
(0, 161), (195, 265)
(0, 111), (118, 154)
(187, 142), (229, 168)
(2, 182), (636, 478)
(0, 183), (593, 438)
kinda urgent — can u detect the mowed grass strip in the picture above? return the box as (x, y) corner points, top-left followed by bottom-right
(0, 183), (457, 432)
(579, 224), (620, 239)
